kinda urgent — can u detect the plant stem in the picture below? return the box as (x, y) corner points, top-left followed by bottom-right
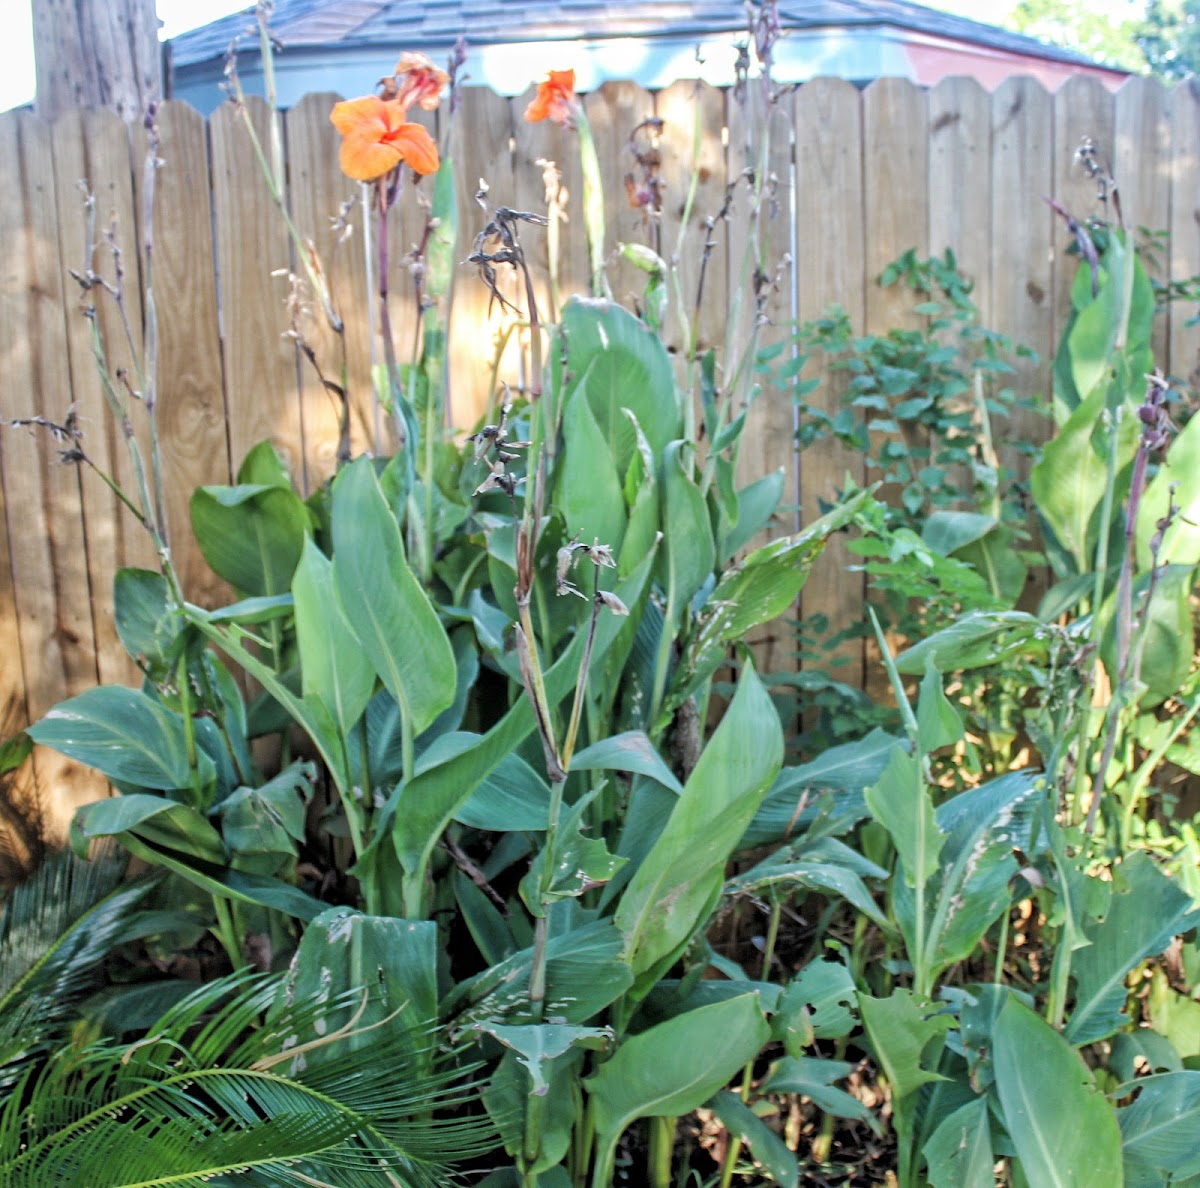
(212, 896), (242, 969)
(649, 1114), (676, 1188)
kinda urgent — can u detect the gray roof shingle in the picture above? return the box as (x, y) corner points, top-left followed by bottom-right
(168, 0), (1113, 72)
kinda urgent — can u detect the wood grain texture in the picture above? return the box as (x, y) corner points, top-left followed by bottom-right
(1169, 81), (1200, 396)
(283, 93), (376, 486)
(150, 101), (234, 605)
(1051, 76), (1116, 352)
(991, 77), (1055, 608)
(510, 85), (588, 323)
(582, 81), (657, 309)
(209, 97), (301, 483)
(655, 80), (728, 360)
(929, 76), (992, 324)
(863, 78), (929, 696)
(447, 86), (517, 429)
(1114, 77), (1172, 371)
(0, 110), (106, 828)
(727, 83), (795, 679)
(49, 108), (152, 687)
(795, 77), (867, 694)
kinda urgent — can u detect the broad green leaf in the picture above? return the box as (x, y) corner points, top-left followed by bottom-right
(727, 856), (888, 929)
(586, 994), (769, 1183)
(922, 511), (997, 557)
(474, 1022), (611, 1096)
(894, 610), (1044, 675)
(993, 993), (1124, 1187)
(1147, 970), (1200, 1062)
(451, 747), (550, 832)
(293, 539), (375, 737)
(924, 1098), (994, 1188)
(273, 907), (438, 1071)
(30, 687), (213, 792)
(957, 523), (1029, 605)
(236, 439), (295, 489)
(742, 728), (894, 848)
(858, 989), (952, 1187)
(1098, 566), (1196, 708)
(1031, 385), (1139, 577)
(1109, 1030), (1183, 1082)
(218, 761), (313, 859)
(773, 960), (858, 1054)
(485, 1050), (581, 1174)
(113, 568), (179, 674)
(615, 663), (783, 993)
(865, 745), (943, 889)
(189, 482), (310, 597)
(519, 794), (625, 915)
(709, 1089), (798, 1188)
(71, 794), (325, 920)
(858, 988), (951, 1101)
(1066, 852), (1199, 1046)
(331, 458), (455, 735)
(391, 547), (656, 911)
(1139, 405), (1200, 569)
(664, 488), (873, 717)
(571, 731), (683, 794)
(562, 297), (682, 467)
(720, 468), (785, 563)
(444, 920), (633, 1025)
(658, 440), (714, 621)
(760, 1056), (881, 1132)
(916, 663), (963, 754)
(896, 772), (1040, 987)
(557, 387), (626, 554)
(1118, 1072), (1200, 1181)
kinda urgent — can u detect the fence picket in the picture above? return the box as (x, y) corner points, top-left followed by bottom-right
(795, 77), (868, 695)
(0, 110), (106, 829)
(1169, 81), (1200, 396)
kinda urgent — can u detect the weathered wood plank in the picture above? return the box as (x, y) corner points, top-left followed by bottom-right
(1168, 81), (1200, 396)
(991, 77), (1056, 607)
(209, 96), (300, 483)
(582, 81), (657, 309)
(284, 92), (376, 486)
(447, 86), (517, 429)
(862, 77), (929, 696)
(727, 83), (795, 680)
(150, 101), (234, 605)
(1051, 76), (1116, 353)
(49, 108), (153, 687)
(795, 76), (868, 695)
(0, 110), (106, 830)
(655, 80), (728, 361)
(1115, 76), (1172, 370)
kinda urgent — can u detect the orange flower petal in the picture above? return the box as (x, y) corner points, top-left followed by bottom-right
(524, 68), (578, 124)
(339, 134), (401, 182)
(330, 95), (387, 136)
(330, 95), (440, 180)
(389, 121), (440, 175)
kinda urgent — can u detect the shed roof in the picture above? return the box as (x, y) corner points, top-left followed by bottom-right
(169, 0), (1112, 73)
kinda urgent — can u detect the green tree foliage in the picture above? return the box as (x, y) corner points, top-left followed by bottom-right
(1006, 0), (1149, 70)
(1139, 0), (1200, 77)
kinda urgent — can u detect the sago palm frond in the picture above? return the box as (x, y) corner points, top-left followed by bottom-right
(0, 969), (498, 1188)
(0, 845), (154, 1083)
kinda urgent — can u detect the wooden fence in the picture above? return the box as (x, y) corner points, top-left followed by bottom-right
(1, 75), (1198, 835)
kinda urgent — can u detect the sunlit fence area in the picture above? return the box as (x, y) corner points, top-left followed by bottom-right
(1, 74), (1198, 823)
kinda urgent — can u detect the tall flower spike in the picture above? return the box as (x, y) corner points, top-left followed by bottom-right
(524, 69), (579, 126)
(330, 96), (440, 181)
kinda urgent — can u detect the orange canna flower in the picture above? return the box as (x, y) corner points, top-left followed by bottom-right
(393, 51), (449, 113)
(330, 95), (439, 180)
(524, 69), (578, 125)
